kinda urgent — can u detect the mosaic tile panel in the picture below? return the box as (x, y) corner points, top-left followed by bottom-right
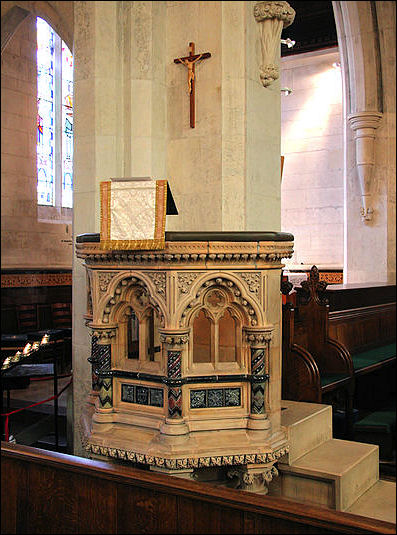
(121, 384), (164, 408)
(190, 388), (241, 409)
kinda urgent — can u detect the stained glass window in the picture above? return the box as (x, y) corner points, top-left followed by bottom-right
(36, 18), (73, 208)
(37, 18), (54, 206)
(61, 41), (73, 208)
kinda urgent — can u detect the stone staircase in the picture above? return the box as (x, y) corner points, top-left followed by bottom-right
(268, 400), (396, 524)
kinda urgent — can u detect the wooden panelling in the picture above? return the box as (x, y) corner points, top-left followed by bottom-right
(329, 304), (396, 354)
(1, 443), (395, 534)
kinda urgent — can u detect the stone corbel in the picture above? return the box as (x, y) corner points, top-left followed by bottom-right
(253, 1), (295, 87)
(348, 111), (383, 222)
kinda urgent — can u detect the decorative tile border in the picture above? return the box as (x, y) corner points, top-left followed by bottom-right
(1, 272), (72, 288)
(190, 387), (241, 409)
(121, 383), (164, 408)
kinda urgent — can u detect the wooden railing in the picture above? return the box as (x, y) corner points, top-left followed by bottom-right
(1, 442), (395, 534)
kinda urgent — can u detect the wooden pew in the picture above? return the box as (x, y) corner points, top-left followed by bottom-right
(282, 267), (354, 434)
(282, 268), (396, 438)
(1, 442), (395, 534)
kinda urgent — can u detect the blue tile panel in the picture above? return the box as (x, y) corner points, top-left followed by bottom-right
(121, 384), (164, 407)
(190, 387), (241, 409)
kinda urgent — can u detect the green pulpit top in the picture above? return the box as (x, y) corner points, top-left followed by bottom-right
(76, 231), (294, 244)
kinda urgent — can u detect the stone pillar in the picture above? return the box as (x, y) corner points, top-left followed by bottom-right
(90, 327), (116, 413)
(166, 1), (294, 232)
(159, 330), (190, 436)
(244, 327), (273, 431)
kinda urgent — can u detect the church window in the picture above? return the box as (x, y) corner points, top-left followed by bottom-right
(36, 17), (73, 208)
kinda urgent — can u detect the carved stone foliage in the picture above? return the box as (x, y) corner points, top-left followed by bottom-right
(100, 275), (165, 327)
(146, 271), (166, 296)
(98, 271), (117, 293)
(76, 241), (294, 265)
(159, 332), (190, 347)
(239, 273), (261, 295)
(180, 276), (259, 327)
(79, 423), (290, 470)
(253, 1), (295, 87)
(177, 272), (200, 297)
(91, 328), (116, 345)
(243, 328), (273, 346)
(227, 464), (279, 493)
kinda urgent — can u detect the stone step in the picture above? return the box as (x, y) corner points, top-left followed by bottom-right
(280, 399), (332, 464)
(277, 438), (379, 511)
(346, 479), (396, 524)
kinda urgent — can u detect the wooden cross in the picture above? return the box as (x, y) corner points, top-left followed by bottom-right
(174, 42), (211, 128)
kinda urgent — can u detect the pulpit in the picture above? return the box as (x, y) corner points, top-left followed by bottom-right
(76, 229), (293, 492)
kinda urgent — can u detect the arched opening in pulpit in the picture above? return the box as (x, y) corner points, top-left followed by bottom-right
(193, 309), (213, 364)
(191, 288), (243, 372)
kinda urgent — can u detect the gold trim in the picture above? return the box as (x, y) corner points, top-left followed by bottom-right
(100, 181), (111, 244)
(100, 239), (165, 251)
(154, 180), (167, 240)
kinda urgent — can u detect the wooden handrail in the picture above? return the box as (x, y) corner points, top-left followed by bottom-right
(2, 442), (395, 534)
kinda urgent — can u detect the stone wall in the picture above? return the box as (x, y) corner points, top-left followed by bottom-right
(1, 14), (73, 270)
(280, 48), (343, 267)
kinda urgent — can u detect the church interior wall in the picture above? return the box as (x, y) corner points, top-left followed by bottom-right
(280, 47), (344, 268)
(1, 14), (73, 270)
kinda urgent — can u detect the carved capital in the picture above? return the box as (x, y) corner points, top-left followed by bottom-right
(244, 326), (273, 346)
(227, 464), (279, 493)
(90, 326), (117, 345)
(159, 329), (190, 348)
(348, 111), (383, 222)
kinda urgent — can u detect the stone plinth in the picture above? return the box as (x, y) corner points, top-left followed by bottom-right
(76, 231), (293, 491)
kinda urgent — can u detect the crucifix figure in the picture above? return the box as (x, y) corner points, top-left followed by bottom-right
(174, 42), (211, 128)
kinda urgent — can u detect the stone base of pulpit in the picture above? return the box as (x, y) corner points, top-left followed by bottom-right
(76, 231), (293, 483)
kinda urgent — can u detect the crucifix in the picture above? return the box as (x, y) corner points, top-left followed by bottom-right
(174, 42), (211, 128)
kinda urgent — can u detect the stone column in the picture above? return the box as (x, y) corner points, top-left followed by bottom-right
(244, 327), (273, 431)
(159, 330), (190, 436)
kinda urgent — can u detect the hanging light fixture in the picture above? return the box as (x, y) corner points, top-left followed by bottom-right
(281, 38), (296, 48)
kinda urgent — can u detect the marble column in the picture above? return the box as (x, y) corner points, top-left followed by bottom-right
(159, 330), (190, 436)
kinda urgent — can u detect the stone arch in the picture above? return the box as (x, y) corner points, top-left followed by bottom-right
(1, 2), (74, 54)
(98, 272), (167, 328)
(332, 1), (383, 114)
(177, 272), (264, 329)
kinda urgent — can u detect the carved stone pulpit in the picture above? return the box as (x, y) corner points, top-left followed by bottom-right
(76, 231), (293, 492)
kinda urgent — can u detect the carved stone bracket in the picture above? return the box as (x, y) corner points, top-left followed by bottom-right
(227, 464), (279, 493)
(253, 1), (295, 87)
(348, 111), (383, 222)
